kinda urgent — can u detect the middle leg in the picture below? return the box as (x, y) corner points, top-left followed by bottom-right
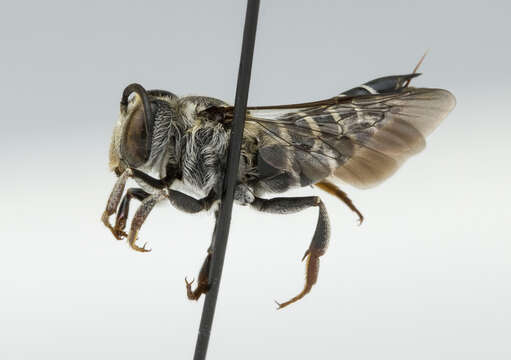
(127, 189), (218, 252)
(185, 210), (219, 301)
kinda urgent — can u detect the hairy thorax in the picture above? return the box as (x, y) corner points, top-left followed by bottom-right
(179, 123), (229, 197)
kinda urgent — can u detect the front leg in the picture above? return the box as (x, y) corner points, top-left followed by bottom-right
(250, 196), (331, 309)
(101, 169), (133, 237)
(112, 188), (150, 240)
(127, 191), (168, 252)
(101, 166), (177, 238)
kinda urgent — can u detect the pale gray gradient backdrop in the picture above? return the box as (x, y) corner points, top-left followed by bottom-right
(0, 1), (509, 359)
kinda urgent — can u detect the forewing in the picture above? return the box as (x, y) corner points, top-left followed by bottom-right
(249, 107), (352, 186)
(246, 88), (455, 189)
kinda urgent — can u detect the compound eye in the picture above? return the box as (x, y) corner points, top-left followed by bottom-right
(121, 95), (150, 167)
(119, 83), (154, 168)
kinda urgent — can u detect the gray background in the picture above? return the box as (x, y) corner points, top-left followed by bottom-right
(1, 1), (510, 359)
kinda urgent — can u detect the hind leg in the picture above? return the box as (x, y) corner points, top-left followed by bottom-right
(315, 180), (364, 224)
(250, 196), (330, 309)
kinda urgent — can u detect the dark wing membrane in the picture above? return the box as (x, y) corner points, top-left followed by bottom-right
(246, 87), (455, 189)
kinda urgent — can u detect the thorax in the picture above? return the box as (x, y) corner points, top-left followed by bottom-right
(175, 114), (230, 197)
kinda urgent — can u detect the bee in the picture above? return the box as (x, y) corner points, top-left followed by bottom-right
(102, 65), (455, 309)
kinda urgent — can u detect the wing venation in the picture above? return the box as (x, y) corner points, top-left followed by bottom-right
(244, 87), (455, 189)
